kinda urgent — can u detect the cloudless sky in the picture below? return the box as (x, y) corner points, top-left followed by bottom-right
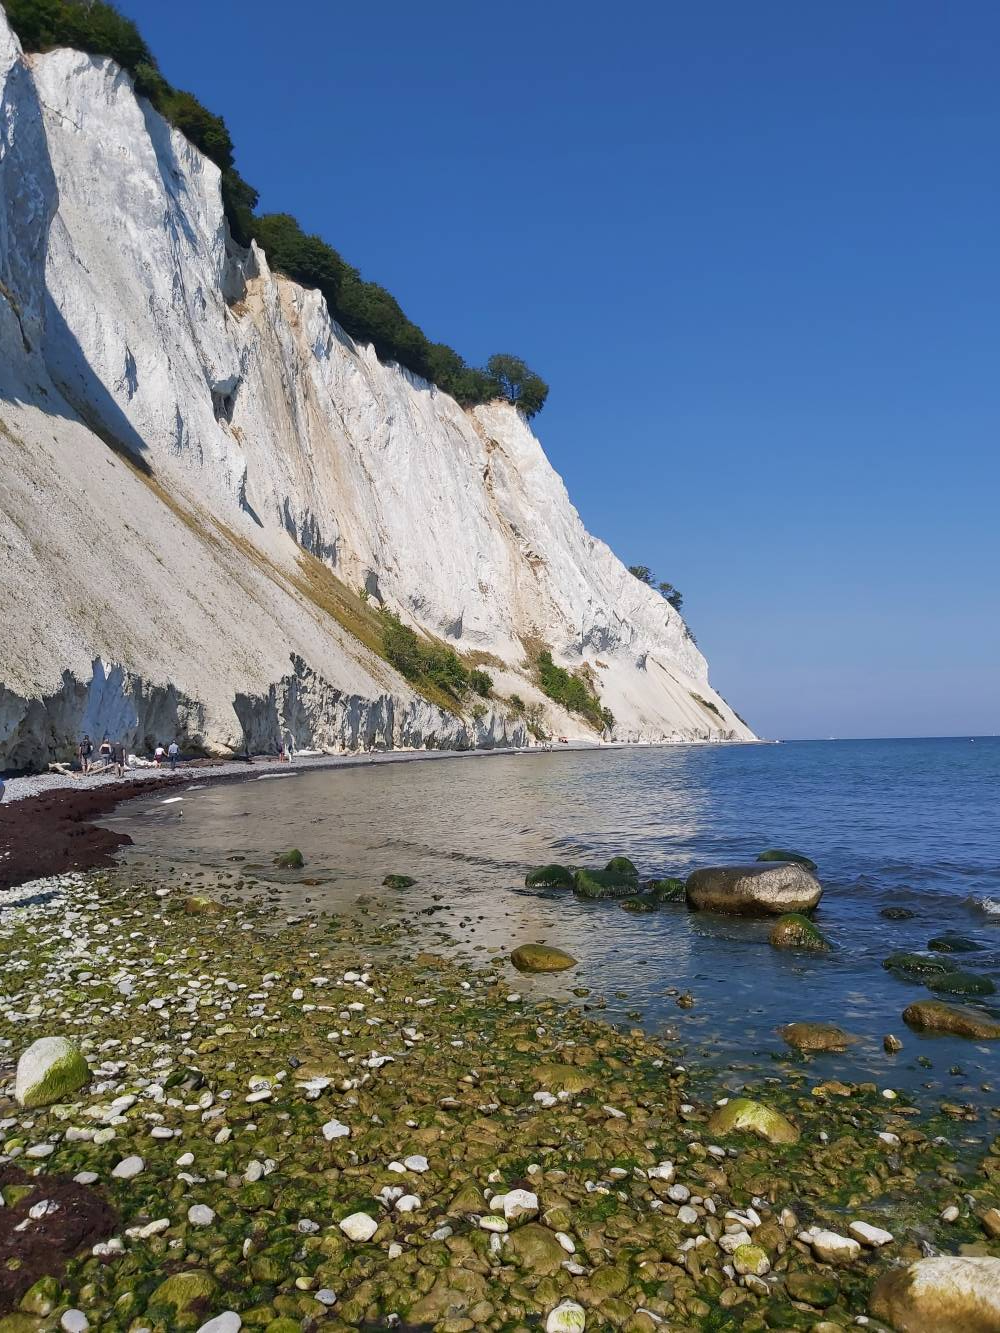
(122, 0), (999, 739)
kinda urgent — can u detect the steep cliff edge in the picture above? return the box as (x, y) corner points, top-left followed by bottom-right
(0, 11), (754, 769)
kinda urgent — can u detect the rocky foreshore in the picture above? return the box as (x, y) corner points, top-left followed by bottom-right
(0, 870), (997, 1332)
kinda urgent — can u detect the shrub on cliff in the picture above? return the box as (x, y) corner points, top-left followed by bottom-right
(537, 651), (613, 731)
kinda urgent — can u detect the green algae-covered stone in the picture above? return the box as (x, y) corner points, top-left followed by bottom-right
(707, 1096), (800, 1144)
(926, 970), (996, 997)
(149, 1269), (219, 1321)
(648, 877), (685, 902)
(605, 856), (639, 878)
(382, 874), (416, 888)
(928, 933), (983, 953)
(15, 1036), (90, 1109)
(883, 952), (958, 977)
(757, 847), (818, 872)
(510, 942), (578, 972)
(273, 849), (304, 868)
(525, 864), (575, 888)
(620, 895), (657, 913)
(769, 913), (830, 951)
(183, 894), (222, 915)
(573, 867), (638, 900)
(786, 1270), (839, 1307)
(508, 1223), (566, 1275)
(18, 1277), (60, 1316)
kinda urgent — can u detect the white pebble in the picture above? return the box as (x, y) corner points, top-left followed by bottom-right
(849, 1220), (894, 1247)
(61, 1313), (90, 1333)
(546, 1300), (586, 1332)
(188, 1204), (216, 1226)
(322, 1119), (351, 1141)
(395, 1194), (421, 1212)
(479, 1215), (508, 1232)
(195, 1315), (241, 1333)
(403, 1154), (429, 1172)
(111, 1155), (144, 1179)
(339, 1211), (378, 1242)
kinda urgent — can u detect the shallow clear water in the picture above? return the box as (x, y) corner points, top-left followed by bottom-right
(107, 738), (1000, 1112)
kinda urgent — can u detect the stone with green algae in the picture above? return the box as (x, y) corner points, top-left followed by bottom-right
(707, 1096), (800, 1144)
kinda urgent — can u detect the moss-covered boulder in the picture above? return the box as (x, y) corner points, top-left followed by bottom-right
(534, 1062), (594, 1093)
(510, 943), (577, 972)
(707, 1096), (799, 1144)
(273, 848), (304, 868)
(647, 877), (685, 902)
(769, 913), (830, 951)
(871, 1256), (1000, 1333)
(926, 970), (995, 997)
(883, 951), (958, 978)
(573, 867), (638, 900)
(605, 855), (639, 878)
(15, 1036), (90, 1108)
(928, 933), (984, 953)
(524, 864), (575, 888)
(687, 863), (822, 916)
(148, 1270), (219, 1323)
(779, 1022), (857, 1052)
(382, 873), (416, 889)
(757, 847), (818, 872)
(902, 1000), (1000, 1040)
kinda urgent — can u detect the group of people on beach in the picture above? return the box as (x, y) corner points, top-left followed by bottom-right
(77, 735), (180, 776)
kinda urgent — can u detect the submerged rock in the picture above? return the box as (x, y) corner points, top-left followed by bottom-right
(902, 1000), (1000, 1040)
(686, 863), (822, 916)
(382, 873), (416, 889)
(620, 895), (657, 913)
(757, 847), (818, 872)
(881, 906), (916, 920)
(928, 932), (984, 953)
(779, 1022), (857, 1052)
(15, 1037), (90, 1109)
(925, 970), (995, 997)
(510, 943), (577, 972)
(870, 1256), (1000, 1332)
(883, 952), (958, 978)
(769, 912), (830, 951)
(273, 848), (304, 868)
(524, 864), (575, 889)
(707, 1096), (799, 1144)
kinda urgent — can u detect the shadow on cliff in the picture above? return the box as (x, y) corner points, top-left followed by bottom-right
(0, 47), (151, 473)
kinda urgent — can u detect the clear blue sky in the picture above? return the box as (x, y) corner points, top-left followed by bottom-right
(123, 0), (999, 739)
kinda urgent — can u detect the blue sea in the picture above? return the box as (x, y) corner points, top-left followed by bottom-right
(109, 737), (1000, 1111)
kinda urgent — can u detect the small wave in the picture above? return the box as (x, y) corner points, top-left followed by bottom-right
(977, 896), (1000, 916)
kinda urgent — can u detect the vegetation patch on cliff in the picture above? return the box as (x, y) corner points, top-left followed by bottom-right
(7, 0), (548, 416)
(537, 650), (614, 732)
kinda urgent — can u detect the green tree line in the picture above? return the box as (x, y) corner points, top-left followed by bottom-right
(8, 0), (548, 416)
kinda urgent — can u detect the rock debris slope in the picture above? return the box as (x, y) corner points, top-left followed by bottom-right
(0, 9), (754, 768)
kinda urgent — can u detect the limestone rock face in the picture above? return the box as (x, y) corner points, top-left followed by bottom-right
(15, 1036), (90, 1108)
(870, 1257), (1000, 1333)
(0, 8), (754, 768)
(687, 864), (822, 916)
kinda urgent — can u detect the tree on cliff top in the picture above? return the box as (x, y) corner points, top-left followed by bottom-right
(486, 355), (549, 419)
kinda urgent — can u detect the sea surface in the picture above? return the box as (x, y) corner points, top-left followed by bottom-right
(106, 737), (1000, 1114)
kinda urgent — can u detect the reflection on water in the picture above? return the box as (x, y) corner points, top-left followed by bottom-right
(106, 740), (1000, 1116)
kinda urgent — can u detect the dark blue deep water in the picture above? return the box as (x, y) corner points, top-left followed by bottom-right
(111, 737), (1000, 1108)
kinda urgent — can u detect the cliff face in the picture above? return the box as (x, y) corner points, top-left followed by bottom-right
(0, 10), (754, 769)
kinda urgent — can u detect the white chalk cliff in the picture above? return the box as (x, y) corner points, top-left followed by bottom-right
(0, 9), (754, 769)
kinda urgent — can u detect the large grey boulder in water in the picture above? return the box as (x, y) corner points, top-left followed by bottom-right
(686, 863), (822, 916)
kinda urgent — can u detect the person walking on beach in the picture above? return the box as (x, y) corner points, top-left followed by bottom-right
(78, 735), (93, 774)
(168, 740), (179, 771)
(99, 736), (113, 768)
(153, 744), (166, 767)
(114, 740), (126, 779)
